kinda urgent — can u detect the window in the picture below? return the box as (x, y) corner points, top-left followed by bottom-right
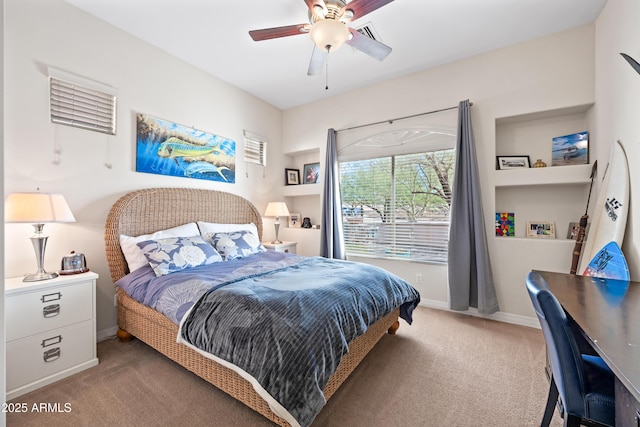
(338, 129), (455, 264)
(48, 67), (117, 135)
(243, 130), (267, 166)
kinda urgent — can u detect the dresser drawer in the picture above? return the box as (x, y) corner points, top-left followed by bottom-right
(6, 280), (93, 341)
(6, 320), (95, 391)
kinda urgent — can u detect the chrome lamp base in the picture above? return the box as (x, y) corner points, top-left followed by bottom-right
(271, 217), (283, 244)
(23, 224), (58, 282)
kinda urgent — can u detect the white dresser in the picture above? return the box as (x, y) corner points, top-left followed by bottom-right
(5, 271), (99, 400)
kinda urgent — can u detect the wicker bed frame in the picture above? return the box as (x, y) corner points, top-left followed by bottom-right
(104, 187), (400, 426)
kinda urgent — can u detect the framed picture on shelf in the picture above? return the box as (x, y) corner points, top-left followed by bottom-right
(567, 222), (590, 240)
(496, 156), (531, 170)
(495, 212), (515, 237)
(303, 162), (320, 184)
(552, 131), (589, 166)
(288, 213), (301, 228)
(526, 221), (556, 238)
(285, 168), (300, 185)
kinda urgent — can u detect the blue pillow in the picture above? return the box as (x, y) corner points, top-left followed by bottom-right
(205, 230), (266, 261)
(137, 235), (223, 277)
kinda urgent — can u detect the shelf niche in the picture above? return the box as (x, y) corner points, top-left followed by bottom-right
(494, 103), (594, 240)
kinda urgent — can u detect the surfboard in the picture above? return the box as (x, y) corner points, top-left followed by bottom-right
(577, 140), (630, 275)
(583, 241), (630, 280)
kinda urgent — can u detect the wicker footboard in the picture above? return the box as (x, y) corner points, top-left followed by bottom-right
(116, 287), (399, 426)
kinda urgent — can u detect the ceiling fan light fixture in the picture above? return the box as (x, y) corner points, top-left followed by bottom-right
(310, 19), (349, 52)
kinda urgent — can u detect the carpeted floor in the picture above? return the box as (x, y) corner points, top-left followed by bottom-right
(7, 306), (564, 426)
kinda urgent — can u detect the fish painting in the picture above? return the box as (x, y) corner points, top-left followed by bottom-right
(135, 113), (236, 183)
(157, 137), (223, 164)
(184, 161), (231, 182)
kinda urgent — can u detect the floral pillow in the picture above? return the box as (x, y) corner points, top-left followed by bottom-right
(137, 235), (223, 277)
(205, 230), (266, 261)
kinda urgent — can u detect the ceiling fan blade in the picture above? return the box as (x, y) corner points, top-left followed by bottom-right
(304, 0), (327, 15)
(307, 45), (326, 76)
(340, 0), (394, 21)
(346, 28), (392, 61)
(249, 24), (309, 41)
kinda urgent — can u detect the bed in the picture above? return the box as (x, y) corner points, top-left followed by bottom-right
(104, 187), (419, 426)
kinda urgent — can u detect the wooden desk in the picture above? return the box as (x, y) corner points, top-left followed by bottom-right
(536, 270), (640, 426)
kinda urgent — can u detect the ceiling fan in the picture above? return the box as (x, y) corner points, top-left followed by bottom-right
(249, 0), (394, 76)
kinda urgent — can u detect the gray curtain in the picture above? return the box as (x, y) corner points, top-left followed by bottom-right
(320, 128), (346, 259)
(448, 100), (499, 314)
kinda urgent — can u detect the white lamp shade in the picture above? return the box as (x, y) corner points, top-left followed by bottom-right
(5, 192), (76, 223)
(264, 202), (290, 218)
(310, 19), (349, 52)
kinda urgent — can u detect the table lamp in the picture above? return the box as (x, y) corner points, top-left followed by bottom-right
(5, 192), (76, 281)
(264, 202), (289, 244)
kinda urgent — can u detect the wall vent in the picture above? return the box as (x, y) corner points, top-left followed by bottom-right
(355, 23), (380, 42)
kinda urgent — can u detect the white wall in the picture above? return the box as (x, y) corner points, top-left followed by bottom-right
(3, 0), (284, 337)
(594, 0), (640, 282)
(1, 0), (7, 422)
(283, 25), (596, 324)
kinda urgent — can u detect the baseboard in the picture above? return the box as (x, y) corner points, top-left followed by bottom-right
(418, 299), (540, 329)
(97, 326), (119, 342)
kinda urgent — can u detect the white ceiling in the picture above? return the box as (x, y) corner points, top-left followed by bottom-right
(65, 0), (607, 110)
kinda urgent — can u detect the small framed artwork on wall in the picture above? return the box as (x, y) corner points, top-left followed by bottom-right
(285, 168), (300, 185)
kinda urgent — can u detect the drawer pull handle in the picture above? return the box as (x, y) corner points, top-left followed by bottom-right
(41, 335), (62, 348)
(41, 292), (62, 303)
(43, 304), (60, 318)
(43, 347), (61, 363)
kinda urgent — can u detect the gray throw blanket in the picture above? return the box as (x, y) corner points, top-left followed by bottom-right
(178, 256), (420, 427)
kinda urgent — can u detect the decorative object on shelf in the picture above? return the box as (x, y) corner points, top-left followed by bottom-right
(60, 250), (89, 275)
(526, 221), (556, 238)
(288, 212), (301, 228)
(303, 162), (320, 184)
(495, 212), (515, 237)
(4, 191), (76, 281)
(135, 113), (236, 183)
(302, 217), (312, 229)
(567, 222), (590, 240)
(285, 168), (300, 185)
(264, 202), (290, 244)
(532, 159), (547, 168)
(552, 131), (589, 166)
(496, 155), (531, 170)
(621, 53), (640, 76)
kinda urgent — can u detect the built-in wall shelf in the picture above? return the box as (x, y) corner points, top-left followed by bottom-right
(283, 183), (321, 197)
(493, 103), (595, 241)
(283, 147), (321, 198)
(494, 163), (593, 187)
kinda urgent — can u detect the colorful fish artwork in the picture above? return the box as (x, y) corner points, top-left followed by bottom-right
(136, 113), (236, 183)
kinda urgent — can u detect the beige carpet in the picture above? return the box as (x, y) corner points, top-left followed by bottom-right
(7, 307), (563, 426)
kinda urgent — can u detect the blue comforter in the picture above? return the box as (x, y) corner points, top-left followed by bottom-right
(116, 252), (420, 427)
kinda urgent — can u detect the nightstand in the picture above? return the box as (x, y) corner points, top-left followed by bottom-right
(5, 271), (99, 400)
(262, 241), (297, 254)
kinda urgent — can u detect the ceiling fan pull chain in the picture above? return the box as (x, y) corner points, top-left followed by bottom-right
(325, 47), (330, 90)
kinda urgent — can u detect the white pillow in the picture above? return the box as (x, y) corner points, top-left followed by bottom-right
(197, 221), (259, 237)
(120, 222), (200, 272)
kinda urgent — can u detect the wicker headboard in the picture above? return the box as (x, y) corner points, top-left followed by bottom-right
(104, 187), (263, 283)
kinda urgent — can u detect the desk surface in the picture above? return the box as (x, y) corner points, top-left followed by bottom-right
(536, 270), (640, 403)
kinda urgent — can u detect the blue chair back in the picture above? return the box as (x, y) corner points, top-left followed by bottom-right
(526, 271), (588, 416)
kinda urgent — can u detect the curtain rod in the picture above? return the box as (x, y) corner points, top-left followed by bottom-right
(336, 102), (473, 133)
